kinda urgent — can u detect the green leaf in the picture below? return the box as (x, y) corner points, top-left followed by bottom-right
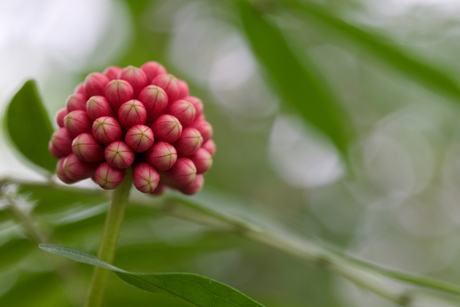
(39, 244), (265, 307)
(237, 0), (350, 158)
(5, 79), (56, 172)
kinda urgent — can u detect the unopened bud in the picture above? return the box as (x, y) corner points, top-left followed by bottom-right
(151, 114), (182, 143)
(49, 127), (73, 158)
(57, 157), (77, 184)
(84, 72), (110, 97)
(118, 65), (148, 97)
(141, 61), (167, 83)
(74, 83), (87, 99)
(94, 162), (125, 189)
(179, 174), (204, 195)
(177, 79), (189, 99)
(145, 141), (177, 171)
(189, 148), (213, 174)
(63, 153), (99, 181)
(105, 141), (135, 169)
(183, 96), (203, 118)
(138, 85), (168, 125)
(92, 116), (123, 145)
(124, 125), (154, 153)
(64, 110), (92, 137)
(104, 80), (134, 112)
(162, 157), (196, 187)
(150, 183), (167, 195)
(168, 100), (196, 127)
(202, 139), (216, 156)
(72, 133), (105, 162)
(86, 96), (115, 121)
(118, 99), (147, 130)
(103, 66), (122, 80)
(133, 162), (160, 193)
(173, 127), (203, 156)
(151, 74), (180, 102)
(66, 93), (87, 112)
(56, 108), (68, 128)
(190, 120), (213, 143)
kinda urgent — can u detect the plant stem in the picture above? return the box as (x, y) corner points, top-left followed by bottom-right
(84, 168), (132, 307)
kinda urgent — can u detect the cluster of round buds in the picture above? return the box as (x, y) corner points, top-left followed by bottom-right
(49, 62), (215, 195)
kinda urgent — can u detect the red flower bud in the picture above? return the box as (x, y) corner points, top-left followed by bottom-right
(56, 157), (77, 184)
(151, 114), (182, 143)
(125, 125), (154, 153)
(173, 127), (203, 156)
(92, 116), (123, 145)
(190, 120), (213, 143)
(74, 82), (87, 99)
(49, 127), (73, 158)
(84, 72), (110, 97)
(103, 66), (122, 80)
(72, 133), (105, 162)
(63, 153), (99, 181)
(104, 80), (134, 113)
(163, 157), (196, 187)
(189, 148), (213, 174)
(167, 100), (196, 127)
(94, 162), (125, 189)
(118, 65), (148, 97)
(150, 183), (167, 195)
(105, 141), (135, 169)
(183, 96), (203, 118)
(118, 99), (147, 130)
(55, 108), (68, 128)
(177, 79), (189, 99)
(202, 139), (216, 156)
(133, 162), (160, 193)
(64, 110), (92, 137)
(145, 141), (177, 171)
(151, 74), (180, 102)
(138, 85), (168, 125)
(66, 93), (87, 112)
(179, 174), (204, 195)
(86, 96), (115, 121)
(141, 61), (167, 83)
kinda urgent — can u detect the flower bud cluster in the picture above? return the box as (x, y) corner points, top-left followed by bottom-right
(49, 62), (215, 195)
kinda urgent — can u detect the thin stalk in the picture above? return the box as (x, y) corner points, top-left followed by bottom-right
(84, 168), (133, 307)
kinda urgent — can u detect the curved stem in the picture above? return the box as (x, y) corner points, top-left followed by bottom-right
(84, 168), (132, 307)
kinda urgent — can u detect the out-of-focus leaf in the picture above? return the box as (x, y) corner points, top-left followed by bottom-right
(237, 0), (350, 158)
(4, 80), (56, 172)
(40, 244), (265, 307)
(0, 238), (35, 271)
(283, 0), (460, 101)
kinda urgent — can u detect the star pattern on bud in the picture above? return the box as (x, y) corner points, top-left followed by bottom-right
(50, 63), (215, 195)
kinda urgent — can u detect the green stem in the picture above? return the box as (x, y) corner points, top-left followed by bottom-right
(84, 168), (132, 307)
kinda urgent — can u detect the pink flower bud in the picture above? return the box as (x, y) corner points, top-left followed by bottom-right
(74, 83), (87, 98)
(138, 85), (168, 125)
(189, 148), (213, 174)
(150, 183), (167, 195)
(173, 127), (203, 156)
(125, 125), (154, 153)
(118, 99), (147, 130)
(57, 157), (77, 184)
(202, 139), (216, 156)
(103, 66), (122, 80)
(84, 72), (110, 97)
(86, 96), (115, 121)
(162, 157), (196, 187)
(72, 133), (105, 162)
(141, 61), (167, 83)
(104, 80), (134, 112)
(66, 93), (87, 112)
(177, 79), (189, 99)
(56, 108), (68, 128)
(64, 110), (92, 137)
(92, 116), (123, 145)
(190, 120), (213, 143)
(63, 153), (99, 181)
(167, 100), (196, 127)
(94, 162), (125, 189)
(179, 174), (204, 195)
(133, 162), (160, 193)
(145, 141), (177, 171)
(151, 114), (182, 143)
(105, 141), (135, 169)
(49, 127), (73, 158)
(183, 96), (203, 118)
(151, 74), (180, 102)
(118, 65), (148, 97)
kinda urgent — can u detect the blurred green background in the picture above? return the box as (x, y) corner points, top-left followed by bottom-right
(2, 0), (460, 306)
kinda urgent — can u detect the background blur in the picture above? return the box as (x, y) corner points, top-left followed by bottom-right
(1, 0), (460, 306)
